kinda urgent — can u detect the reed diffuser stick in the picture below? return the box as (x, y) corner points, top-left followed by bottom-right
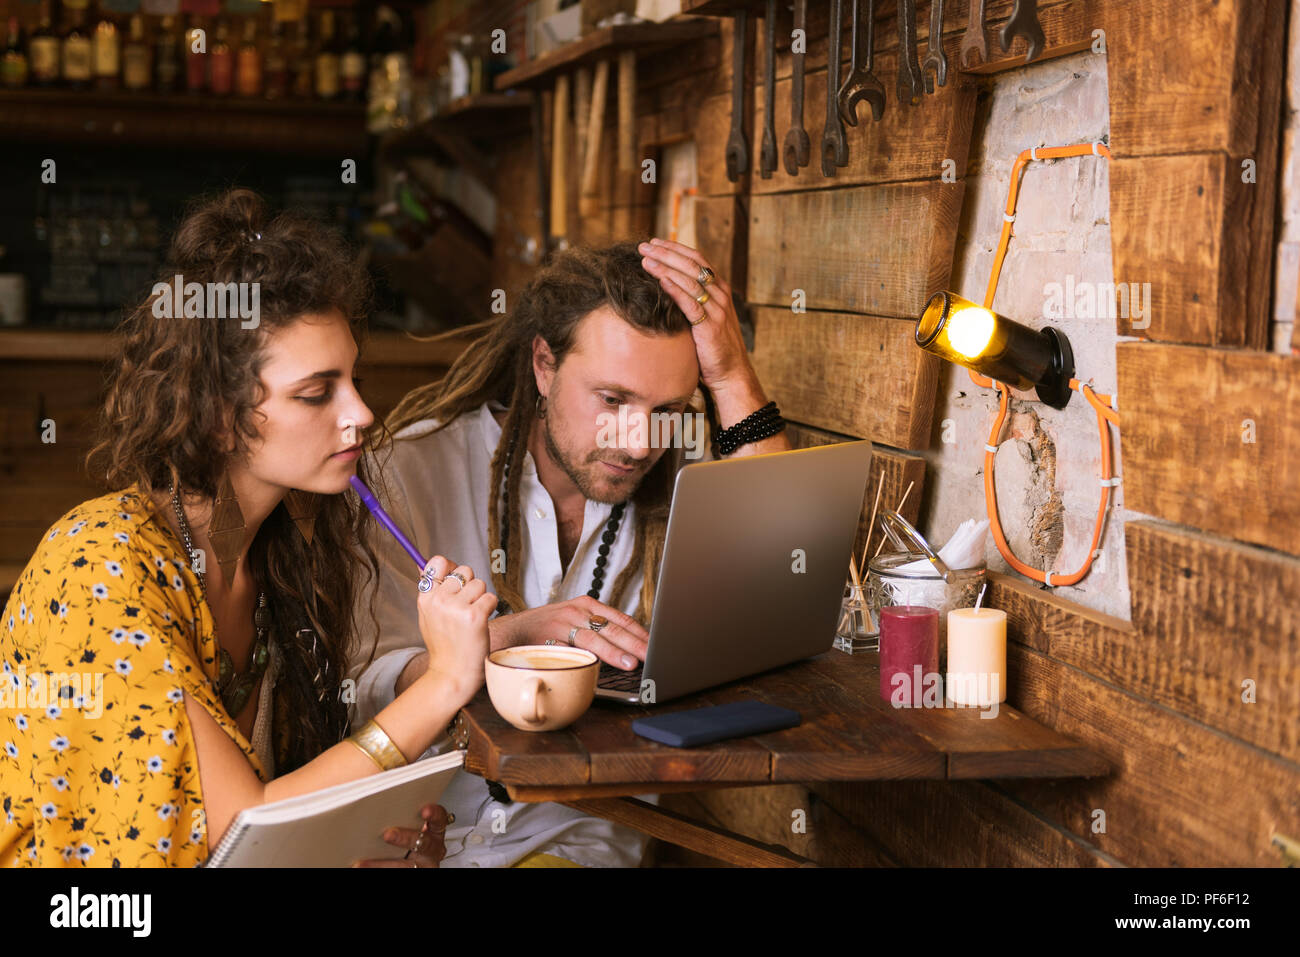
(861, 471), (886, 571)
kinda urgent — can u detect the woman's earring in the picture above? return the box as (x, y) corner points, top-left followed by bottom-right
(535, 394), (547, 419)
(282, 489), (320, 545)
(209, 472), (247, 584)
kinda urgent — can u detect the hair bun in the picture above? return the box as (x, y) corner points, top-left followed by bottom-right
(168, 187), (270, 272)
(222, 187), (268, 238)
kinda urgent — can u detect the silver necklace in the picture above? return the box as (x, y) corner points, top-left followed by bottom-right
(169, 485), (270, 718)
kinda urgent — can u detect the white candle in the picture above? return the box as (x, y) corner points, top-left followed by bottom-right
(945, 607), (1007, 706)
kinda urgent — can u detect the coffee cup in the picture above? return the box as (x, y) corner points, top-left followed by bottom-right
(485, 645), (599, 732)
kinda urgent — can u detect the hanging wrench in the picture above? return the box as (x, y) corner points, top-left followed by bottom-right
(725, 9), (750, 181)
(782, 0), (811, 174)
(821, 0), (849, 175)
(960, 0), (988, 69)
(999, 0), (1045, 65)
(920, 0), (948, 93)
(760, 0), (778, 177)
(896, 0), (924, 108)
(837, 0), (885, 126)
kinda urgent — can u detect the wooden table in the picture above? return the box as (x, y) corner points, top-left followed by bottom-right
(455, 650), (1110, 867)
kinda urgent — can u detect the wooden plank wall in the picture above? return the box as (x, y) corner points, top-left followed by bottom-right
(10, 0), (1294, 864)
(508, 0), (1300, 867)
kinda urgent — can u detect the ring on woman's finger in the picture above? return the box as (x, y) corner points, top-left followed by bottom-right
(411, 829), (433, 856)
(444, 571), (466, 588)
(567, 626), (580, 646)
(404, 822), (433, 861)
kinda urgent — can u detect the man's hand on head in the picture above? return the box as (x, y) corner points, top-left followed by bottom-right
(638, 237), (753, 392)
(638, 238), (791, 457)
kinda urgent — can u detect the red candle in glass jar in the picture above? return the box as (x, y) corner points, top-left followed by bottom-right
(879, 605), (939, 705)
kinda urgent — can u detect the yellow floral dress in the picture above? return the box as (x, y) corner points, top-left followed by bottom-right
(0, 487), (266, 867)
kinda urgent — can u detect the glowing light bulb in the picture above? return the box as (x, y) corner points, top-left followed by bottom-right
(914, 291), (1076, 410)
(948, 307), (996, 359)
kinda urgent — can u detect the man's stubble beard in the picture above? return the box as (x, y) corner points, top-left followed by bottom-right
(542, 412), (643, 506)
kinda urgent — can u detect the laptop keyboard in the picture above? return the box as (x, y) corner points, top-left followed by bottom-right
(598, 661), (644, 692)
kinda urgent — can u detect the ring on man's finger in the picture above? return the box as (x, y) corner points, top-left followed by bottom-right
(567, 626), (580, 646)
(688, 312), (706, 326)
(694, 290), (710, 306)
(697, 266), (715, 286)
(444, 572), (466, 588)
(588, 615), (609, 633)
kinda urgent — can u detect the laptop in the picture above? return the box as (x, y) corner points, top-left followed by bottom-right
(596, 439), (873, 705)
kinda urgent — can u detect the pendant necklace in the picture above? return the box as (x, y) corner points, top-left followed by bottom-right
(169, 485), (271, 719)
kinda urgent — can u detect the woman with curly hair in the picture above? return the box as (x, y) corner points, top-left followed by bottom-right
(0, 188), (490, 867)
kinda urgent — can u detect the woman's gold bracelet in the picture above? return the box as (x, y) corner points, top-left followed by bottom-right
(346, 718), (408, 771)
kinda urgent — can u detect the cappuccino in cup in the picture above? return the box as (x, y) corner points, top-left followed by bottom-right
(485, 646), (599, 732)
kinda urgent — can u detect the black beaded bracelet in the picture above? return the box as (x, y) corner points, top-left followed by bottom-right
(714, 400), (787, 456)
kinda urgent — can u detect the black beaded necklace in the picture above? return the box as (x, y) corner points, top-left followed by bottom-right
(498, 424), (626, 608)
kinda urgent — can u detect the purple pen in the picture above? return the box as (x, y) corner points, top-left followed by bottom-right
(349, 475), (428, 571)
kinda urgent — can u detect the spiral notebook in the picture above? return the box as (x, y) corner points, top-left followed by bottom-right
(206, 750), (465, 868)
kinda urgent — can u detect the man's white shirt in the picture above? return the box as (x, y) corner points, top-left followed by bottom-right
(347, 400), (652, 868)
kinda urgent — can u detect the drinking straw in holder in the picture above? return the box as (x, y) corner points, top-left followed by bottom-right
(349, 475), (428, 571)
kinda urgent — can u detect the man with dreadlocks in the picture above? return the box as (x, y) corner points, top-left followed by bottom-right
(347, 238), (790, 867)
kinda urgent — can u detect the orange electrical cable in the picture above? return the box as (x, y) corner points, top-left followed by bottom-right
(972, 141), (1120, 587)
(670, 186), (697, 242)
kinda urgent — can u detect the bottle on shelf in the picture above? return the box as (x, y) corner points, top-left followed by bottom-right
(122, 13), (149, 92)
(155, 15), (179, 93)
(367, 6), (410, 133)
(289, 16), (312, 99)
(368, 4), (399, 74)
(341, 13), (366, 102)
(235, 16), (261, 97)
(263, 19), (287, 100)
(184, 16), (207, 93)
(28, 0), (59, 87)
(313, 9), (339, 101)
(2, 16), (28, 89)
(92, 2), (119, 91)
(209, 18), (232, 95)
(61, 2), (94, 90)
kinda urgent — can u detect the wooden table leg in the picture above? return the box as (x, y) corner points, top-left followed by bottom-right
(562, 797), (814, 868)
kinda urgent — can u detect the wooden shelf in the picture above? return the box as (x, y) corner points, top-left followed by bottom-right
(679, 0), (770, 16)
(442, 91), (533, 120)
(463, 648), (1111, 800)
(493, 19), (719, 91)
(379, 94), (532, 167)
(0, 88), (368, 155)
(0, 328), (476, 367)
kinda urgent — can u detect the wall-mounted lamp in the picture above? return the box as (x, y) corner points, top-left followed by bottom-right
(902, 141), (1118, 591)
(915, 291), (1075, 410)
